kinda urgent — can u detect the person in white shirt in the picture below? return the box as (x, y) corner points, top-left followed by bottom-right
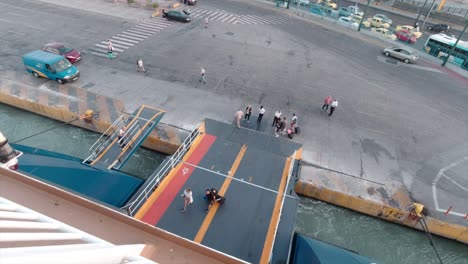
(235, 110), (243, 128)
(181, 187), (193, 212)
(137, 58), (145, 73)
(272, 110), (281, 127)
(257, 106), (266, 125)
(199, 67), (206, 84)
(329, 99), (338, 116)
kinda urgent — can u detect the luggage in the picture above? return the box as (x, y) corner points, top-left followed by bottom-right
(295, 126), (300, 134)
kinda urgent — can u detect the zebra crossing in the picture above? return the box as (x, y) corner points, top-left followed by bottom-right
(186, 7), (292, 25)
(88, 17), (173, 58)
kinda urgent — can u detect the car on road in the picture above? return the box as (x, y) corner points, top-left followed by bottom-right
(395, 25), (422, 38)
(309, 5), (325, 15)
(373, 14), (392, 25)
(350, 15), (370, 28)
(338, 7), (351, 17)
(427, 23), (450, 33)
(368, 17), (390, 28)
(187, 0), (197, 5)
(292, 0), (311, 6)
(337, 17), (359, 29)
(23, 50), (80, 84)
(317, 0), (337, 9)
(162, 10), (191, 22)
(347, 6), (364, 16)
(42, 42), (81, 64)
(383, 46), (418, 63)
(395, 30), (417, 44)
(371, 28), (397, 40)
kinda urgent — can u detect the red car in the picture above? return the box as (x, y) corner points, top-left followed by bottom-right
(394, 30), (417, 44)
(42, 42), (81, 63)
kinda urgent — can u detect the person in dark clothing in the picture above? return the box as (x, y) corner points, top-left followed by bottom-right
(205, 188), (224, 211)
(244, 105), (252, 122)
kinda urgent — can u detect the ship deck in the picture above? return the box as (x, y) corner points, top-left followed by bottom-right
(134, 119), (302, 264)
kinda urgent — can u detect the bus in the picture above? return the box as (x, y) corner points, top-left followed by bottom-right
(424, 33), (468, 70)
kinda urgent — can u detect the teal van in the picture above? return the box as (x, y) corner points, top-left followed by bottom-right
(22, 50), (80, 84)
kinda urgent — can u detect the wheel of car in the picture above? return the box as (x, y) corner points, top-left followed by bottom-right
(57, 79), (64, 84)
(384, 51), (390, 57)
(404, 58), (410, 64)
(33, 72), (39, 78)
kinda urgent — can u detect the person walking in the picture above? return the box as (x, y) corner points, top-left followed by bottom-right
(205, 17), (209, 29)
(321, 96), (332, 112)
(137, 58), (146, 73)
(118, 127), (126, 148)
(181, 187), (193, 212)
(244, 105), (252, 122)
(107, 39), (114, 59)
(235, 110), (243, 128)
(272, 110), (281, 127)
(329, 99), (338, 116)
(257, 106), (265, 125)
(199, 67), (206, 84)
(282, 116), (288, 135)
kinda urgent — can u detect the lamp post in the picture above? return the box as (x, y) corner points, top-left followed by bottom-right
(414, 0), (429, 27)
(358, 0), (371, 32)
(441, 20), (468, 67)
(421, 0), (436, 31)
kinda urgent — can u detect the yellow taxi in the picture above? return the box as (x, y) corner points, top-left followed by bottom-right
(350, 15), (370, 28)
(371, 28), (397, 40)
(368, 17), (390, 29)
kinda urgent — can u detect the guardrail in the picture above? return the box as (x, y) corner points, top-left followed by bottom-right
(122, 125), (201, 216)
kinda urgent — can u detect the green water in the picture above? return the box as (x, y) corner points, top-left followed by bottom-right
(1, 104), (467, 264)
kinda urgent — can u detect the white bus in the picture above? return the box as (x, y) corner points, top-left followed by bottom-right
(424, 33), (468, 70)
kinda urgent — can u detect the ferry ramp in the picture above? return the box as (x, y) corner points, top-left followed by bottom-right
(132, 119), (302, 264)
(84, 105), (165, 170)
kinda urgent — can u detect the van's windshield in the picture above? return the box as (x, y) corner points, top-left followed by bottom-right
(52, 58), (72, 72)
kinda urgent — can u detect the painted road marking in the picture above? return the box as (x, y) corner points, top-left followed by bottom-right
(433, 155), (468, 218)
(117, 33), (146, 41)
(194, 144), (247, 243)
(100, 41), (130, 49)
(111, 36), (138, 44)
(139, 134), (217, 225)
(95, 43), (124, 52)
(259, 155), (294, 264)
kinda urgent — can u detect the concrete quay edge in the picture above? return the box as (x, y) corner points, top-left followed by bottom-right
(295, 166), (468, 244)
(0, 81), (186, 155)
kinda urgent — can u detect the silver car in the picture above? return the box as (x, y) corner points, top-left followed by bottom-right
(383, 46), (418, 64)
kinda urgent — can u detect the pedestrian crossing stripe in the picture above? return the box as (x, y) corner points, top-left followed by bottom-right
(89, 17), (173, 58)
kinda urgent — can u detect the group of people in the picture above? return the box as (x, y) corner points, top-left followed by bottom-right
(321, 96), (339, 116)
(106, 39), (146, 72)
(273, 111), (298, 138)
(180, 187), (225, 213)
(235, 105), (266, 128)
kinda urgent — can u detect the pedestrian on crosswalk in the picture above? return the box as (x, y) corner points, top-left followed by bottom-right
(199, 67), (206, 84)
(137, 58), (146, 73)
(107, 39), (114, 59)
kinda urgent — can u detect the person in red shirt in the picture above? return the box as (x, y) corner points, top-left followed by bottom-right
(321, 96), (332, 112)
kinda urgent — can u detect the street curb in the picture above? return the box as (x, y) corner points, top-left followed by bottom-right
(295, 172), (468, 244)
(0, 81), (185, 155)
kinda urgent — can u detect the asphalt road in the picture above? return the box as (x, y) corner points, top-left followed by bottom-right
(0, 0), (467, 231)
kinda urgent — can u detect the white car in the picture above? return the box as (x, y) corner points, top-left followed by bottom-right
(337, 17), (359, 29)
(293, 0), (310, 5)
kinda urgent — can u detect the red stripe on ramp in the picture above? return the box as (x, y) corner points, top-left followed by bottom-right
(141, 134), (217, 226)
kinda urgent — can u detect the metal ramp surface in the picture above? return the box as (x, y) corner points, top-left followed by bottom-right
(130, 119), (302, 264)
(83, 105), (165, 171)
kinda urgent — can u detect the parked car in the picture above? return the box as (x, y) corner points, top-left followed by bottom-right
(368, 17), (390, 28)
(42, 42), (81, 64)
(317, 0), (337, 9)
(337, 17), (359, 29)
(395, 25), (422, 38)
(395, 30), (417, 44)
(427, 23), (450, 33)
(293, 0), (311, 6)
(383, 46), (418, 63)
(310, 5), (325, 15)
(373, 14), (392, 25)
(162, 10), (191, 22)
(350, 15), (370, 28)
(347, 5), (364, 16)
(371, 28), (397, 40)
(338, 7), (351, 16)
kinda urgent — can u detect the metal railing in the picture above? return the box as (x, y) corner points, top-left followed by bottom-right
(83, 116), (126, 164)
(122, 125), (201, 216)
